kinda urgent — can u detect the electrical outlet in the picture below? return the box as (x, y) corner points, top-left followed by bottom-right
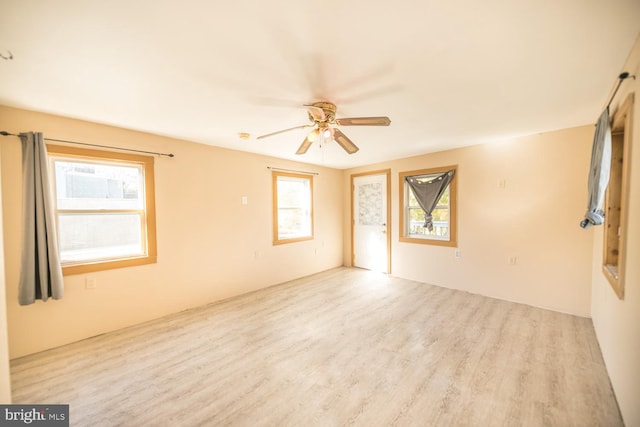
(85, 278), (97, 289)
(454, 250), (462, 259)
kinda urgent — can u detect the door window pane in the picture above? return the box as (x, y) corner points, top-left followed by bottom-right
(358, 182), (383, 226)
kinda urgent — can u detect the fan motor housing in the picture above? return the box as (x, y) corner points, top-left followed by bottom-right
(308, 101), (337, 123)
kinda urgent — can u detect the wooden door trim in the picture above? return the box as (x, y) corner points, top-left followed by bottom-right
(350, 169), (391, 273)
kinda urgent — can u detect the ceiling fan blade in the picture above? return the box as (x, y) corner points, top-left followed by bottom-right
(296, 129), (319, 155)
(335, 116), (391, 126)
(304, 104), (326, 122)
(257, 125), (310, 140)
(333, 128), (359, 154)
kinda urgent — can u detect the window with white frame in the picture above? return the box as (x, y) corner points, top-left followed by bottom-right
(48, 145), (157, 275)
(272, 171), (313, 244)
(399, 166), (457, 247)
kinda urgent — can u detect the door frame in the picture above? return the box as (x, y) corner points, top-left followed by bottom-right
(350, 169), (392, 273)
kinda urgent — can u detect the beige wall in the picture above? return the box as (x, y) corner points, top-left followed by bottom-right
(0, 106), (344, 358)
(0, 149), (12, 402)
(590, 34), (640, 427)
(344, 126), (595, 316)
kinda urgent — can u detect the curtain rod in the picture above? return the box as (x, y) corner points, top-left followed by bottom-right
(0, 131), (175, 158)
(267, 166), (319, 176)
(604, 72), (636, 111)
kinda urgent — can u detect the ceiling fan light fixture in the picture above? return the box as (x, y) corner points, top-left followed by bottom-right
(257, 101), (390, 155)
(307, 129), (319, 142)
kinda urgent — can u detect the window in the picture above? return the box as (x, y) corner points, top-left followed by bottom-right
(603, 93), (633, 299)
(47, 145), (157, 275)
(272, 171), (313, 245)
(399, 166), (457, 246)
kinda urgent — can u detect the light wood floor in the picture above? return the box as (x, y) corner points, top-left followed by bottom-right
(11, 267), (622, 426)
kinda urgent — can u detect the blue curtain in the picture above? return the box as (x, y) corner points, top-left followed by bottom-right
(580, 109), (612, 229)
(18, 132), (64, 305)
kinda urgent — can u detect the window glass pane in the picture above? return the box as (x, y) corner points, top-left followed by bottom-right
(277, 177), (309, 208)
(438, 187), (450, 206)
(400, 167), (456, 246)
(58, 213), (144, 263)
(408, 207), (425, 223)
(47, 145), (157, 274)
(53, 159), (143, 210)
(278, 208), (311, 239)
(277, 176), (311, 240)
(430, 208), (450, 238)
(408, 208), (425, 236)
(408, 187), (419, 207)
(406, 179), (450, 240)
(408, 213), (449, 239)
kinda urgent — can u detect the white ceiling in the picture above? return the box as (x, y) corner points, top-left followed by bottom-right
(1, 1), (639, 169)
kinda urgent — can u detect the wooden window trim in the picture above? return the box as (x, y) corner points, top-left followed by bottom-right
(272, 171), (314, 245)
(399, 165), (458, 247)
(47, 144), (157, 275)
(602, 93), (633, 299)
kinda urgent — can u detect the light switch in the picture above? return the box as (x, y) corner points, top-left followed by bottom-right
(241, 196), (248, 205)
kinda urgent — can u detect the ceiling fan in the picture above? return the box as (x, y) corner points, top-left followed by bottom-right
(257, 102), (391, 155)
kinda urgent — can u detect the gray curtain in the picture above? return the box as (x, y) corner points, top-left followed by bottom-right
(406, 170), (455, 231)
(580, 108), (612, 229)
(18, 132), (64, 305)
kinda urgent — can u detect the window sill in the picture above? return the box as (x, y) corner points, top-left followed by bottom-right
(273, 236), (314, 246)
(62, 255), (157, 276)
(399, 236), (457, 247)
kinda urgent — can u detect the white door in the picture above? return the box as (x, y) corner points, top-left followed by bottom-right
(353, 173), (389, 273)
